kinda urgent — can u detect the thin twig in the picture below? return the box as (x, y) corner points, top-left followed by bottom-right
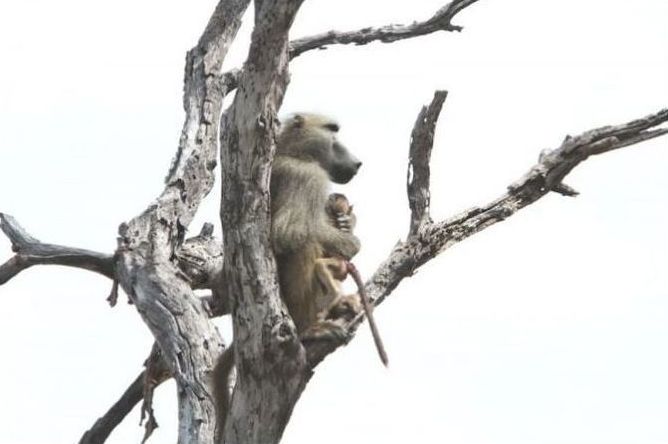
(78, 373), (145, 444)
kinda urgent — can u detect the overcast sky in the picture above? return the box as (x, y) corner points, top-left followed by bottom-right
(1, 1), (667, 443)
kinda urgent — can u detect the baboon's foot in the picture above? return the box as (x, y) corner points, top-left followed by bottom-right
(323, 293), (362, 322)
(301, 319), (350, 344)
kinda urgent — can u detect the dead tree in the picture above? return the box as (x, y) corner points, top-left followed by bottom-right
(1, 1), (666, 443)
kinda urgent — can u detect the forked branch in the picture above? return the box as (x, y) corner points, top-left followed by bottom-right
(111, 1), (251, 443)
(78, 344), (170, 444)
(0, 213), (114, 284)
(305, 98), (668, 365)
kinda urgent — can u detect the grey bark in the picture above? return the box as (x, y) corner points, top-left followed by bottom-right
(0, 213), (114, 283)
(218, 1), (308, 442)
(112, 1), (252, 443)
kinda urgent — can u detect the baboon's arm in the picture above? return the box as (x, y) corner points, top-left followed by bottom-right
(317, 223), (360, 260)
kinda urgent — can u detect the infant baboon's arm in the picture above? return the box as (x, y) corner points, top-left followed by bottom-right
(314, 193), (356, 298)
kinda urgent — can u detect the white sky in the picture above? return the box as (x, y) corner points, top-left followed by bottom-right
(0, 1), (667, 443)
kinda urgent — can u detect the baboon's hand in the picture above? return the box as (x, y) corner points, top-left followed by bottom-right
(324, 294), (362, 322)
(325, 232), (360, 260)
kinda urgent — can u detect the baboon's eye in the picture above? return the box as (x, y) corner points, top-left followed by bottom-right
(324, 123), (339, 133)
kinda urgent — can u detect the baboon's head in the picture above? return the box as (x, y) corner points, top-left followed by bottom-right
(277, 113), (362, 184)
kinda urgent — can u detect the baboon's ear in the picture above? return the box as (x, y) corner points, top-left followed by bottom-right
(292, 114), (305, 128)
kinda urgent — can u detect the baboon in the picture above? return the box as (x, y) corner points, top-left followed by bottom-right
(215, 113), (362, 434)
(271, 113), (362, 333)
(314, 193), (362, 322)
(316, 193), (388, 366)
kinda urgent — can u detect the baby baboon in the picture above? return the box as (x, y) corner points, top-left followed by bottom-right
(271, 113), (362, 333)
(317, 193), (389, 366)
(314, 193), (362, 322)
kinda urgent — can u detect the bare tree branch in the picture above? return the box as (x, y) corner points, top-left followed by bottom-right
(0, 213), (114, 284)
(43, 222), (224, 442)
(0, 212), (226, 307)
(78, 272), (238, 443)
(140, 344), (172, 443)
(112, 1), (252, 443)
(78, 344), (170, 444)
(78, 278), (238, 444)
(408, 90), (448, 235)
(289, 0), (480, 58)
(78, 372), (144, 444)
(216, 0), (480, 95)
(305, 104), (668, 366)
(165, 1), (252, 186)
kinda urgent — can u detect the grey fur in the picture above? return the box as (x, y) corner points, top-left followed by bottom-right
(270, 113), (361, 332)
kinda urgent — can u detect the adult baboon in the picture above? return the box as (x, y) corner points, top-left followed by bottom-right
(271, 113), (362, 333)
(215, 114), (362, 433)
